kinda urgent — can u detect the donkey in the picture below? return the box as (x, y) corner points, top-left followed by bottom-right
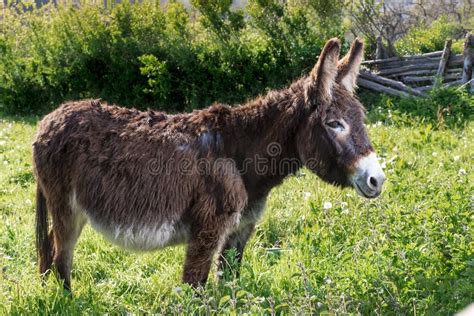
(33, 38), (385, 291)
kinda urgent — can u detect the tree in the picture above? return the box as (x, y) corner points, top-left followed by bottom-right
(347, 0), (473, 58)
(347, 0), (411, 58)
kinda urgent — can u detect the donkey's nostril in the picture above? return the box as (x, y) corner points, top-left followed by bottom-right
(352, 152), (386, 198)
(369, 176), (378, 188)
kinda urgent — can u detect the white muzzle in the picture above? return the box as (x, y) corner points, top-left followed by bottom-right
(350, 152), (386, 198)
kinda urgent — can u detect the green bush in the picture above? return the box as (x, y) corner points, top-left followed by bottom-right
(0, 0), (344, 114)
(395, 16), (465, 56)
(361, 87), (473, 129)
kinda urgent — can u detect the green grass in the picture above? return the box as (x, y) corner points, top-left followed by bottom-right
(0, 110), (472, 315)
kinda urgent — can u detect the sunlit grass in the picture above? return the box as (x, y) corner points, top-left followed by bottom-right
(0, 114), (472, 314)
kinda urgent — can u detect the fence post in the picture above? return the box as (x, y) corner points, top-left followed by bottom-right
(469, 69), (474, 94)
(436, 39), (452, 81)
(461, 32), (474, 93)
(376, 36), (385, 60)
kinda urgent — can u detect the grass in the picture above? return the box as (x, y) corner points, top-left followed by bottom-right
(0, 107), (472, 314)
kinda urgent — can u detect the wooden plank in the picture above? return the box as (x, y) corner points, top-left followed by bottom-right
(362, 57), (401, 65)
(469, 69), (474, 94)
(461, 33), (474, 93)
(436, 39), (452, 77)
(362, 51), (443, 65)
(444, 73), (463, 80)
(415, 79), (463, 92)
(448, 54), (463, 64)
(378, 62), (440, 76)
(384, 69), (437, 78)
(443, 75), (462, 81)
(374, 54), (463, 71)
(412, 51), (444, 58)
(377, 56), (442, 65)
(403, 76), (433, 83)
(447, 55), (464, 67)
(378, 58), (442, 70)
(415, 85), (434, 92)
(444, 79), (463, 87)
(402, 76), (435, 83)
(359, 71), (426, 97)
(446, 67), (463, 74)
(358, 78), (411, 97)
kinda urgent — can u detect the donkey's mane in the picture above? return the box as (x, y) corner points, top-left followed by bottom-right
(177, 75), (308, 135)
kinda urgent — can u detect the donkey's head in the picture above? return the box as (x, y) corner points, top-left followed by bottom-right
(296, 38), (385, 198)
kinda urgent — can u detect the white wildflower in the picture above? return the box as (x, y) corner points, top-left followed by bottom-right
(453, 156), (460, 161)
(459, 168), (467, 176)
(303, 191), (311, 200)
(172, 287), (183, 294)
(323, 202), (332, 210)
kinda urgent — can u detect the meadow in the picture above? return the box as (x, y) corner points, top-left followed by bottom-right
(0, 97), (472, 314)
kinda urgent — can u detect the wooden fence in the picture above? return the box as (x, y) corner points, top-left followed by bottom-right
(358, 33), (474, 97)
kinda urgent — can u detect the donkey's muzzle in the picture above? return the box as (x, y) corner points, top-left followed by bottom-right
(350, 152), (385, 198)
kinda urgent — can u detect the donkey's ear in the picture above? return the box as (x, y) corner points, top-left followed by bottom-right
(305, 38), (341, 106)
(336, 38), (364, 93)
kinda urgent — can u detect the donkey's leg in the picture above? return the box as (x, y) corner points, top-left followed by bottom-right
(182, 164), (247, 287)
(182, 212), (241, 287)
(182, 228), (222, 287)
(49, 199), (86, 291)
(218, 198), (266, 278)
(218, 222), (255, 279)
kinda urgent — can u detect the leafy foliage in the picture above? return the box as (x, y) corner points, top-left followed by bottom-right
(395, 16), (465, 55)
(360, 87), (473, 129)
(0, 1), (344, 114)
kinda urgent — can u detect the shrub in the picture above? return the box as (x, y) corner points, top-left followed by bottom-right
(0, 0), (345, 114)
(361, 87), (473, 129)
(395, 16), (465, 56)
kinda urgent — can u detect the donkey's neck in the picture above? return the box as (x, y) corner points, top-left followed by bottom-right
(224, 81), (307, 199)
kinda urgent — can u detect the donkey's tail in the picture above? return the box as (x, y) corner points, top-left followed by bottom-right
(36, 184), (52, 274)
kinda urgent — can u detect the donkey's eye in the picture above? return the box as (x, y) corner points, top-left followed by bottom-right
(326, 120), (344, 130)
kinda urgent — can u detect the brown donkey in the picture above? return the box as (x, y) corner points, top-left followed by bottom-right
(33, 38), (385, 291)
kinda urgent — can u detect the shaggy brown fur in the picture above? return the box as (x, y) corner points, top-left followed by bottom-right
(33, 38), (381, 290)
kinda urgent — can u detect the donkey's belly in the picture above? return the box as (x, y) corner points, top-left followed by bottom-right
(70, 192), (189, 251)
(89, 219), (189, 251)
